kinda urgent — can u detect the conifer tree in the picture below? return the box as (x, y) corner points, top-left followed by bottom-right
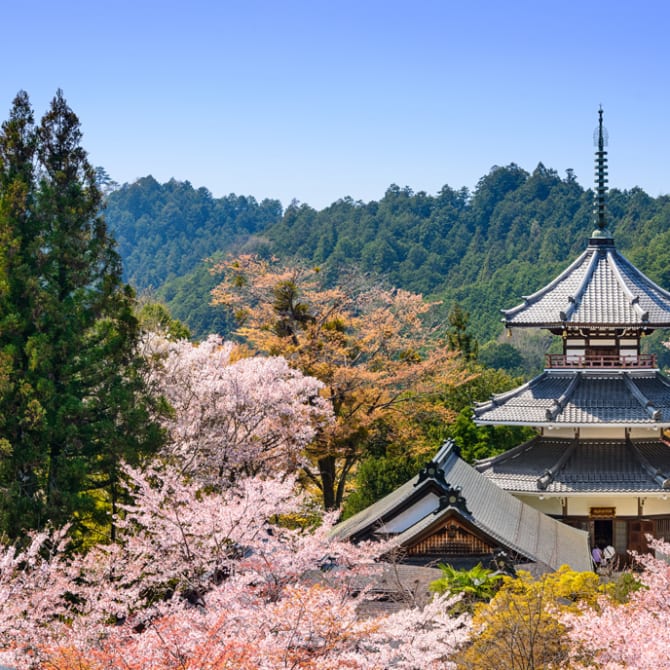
(0, 90), (162, 538)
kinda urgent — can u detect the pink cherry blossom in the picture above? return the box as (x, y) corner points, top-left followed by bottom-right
(142, 333), (333, 483)
(562, 538), (670, 670)
(0, 464), (469, 669)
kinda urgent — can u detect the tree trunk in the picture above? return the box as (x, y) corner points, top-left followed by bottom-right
(318, 455), (337, 510)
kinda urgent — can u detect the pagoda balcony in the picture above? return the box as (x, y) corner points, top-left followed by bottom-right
(545, 353), (657, 369)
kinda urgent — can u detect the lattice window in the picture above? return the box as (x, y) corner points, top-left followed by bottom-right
(655, 518), (670, 542)
(407, 520), (493, 557)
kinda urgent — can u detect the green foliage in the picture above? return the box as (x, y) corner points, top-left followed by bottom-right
(106, 161), (670, 364)
(441, 367), (535, 463)
(263, 164), (670, 352)
(640, 329), (670, 371)
(447, 408), (535, 463)
(0, 91), (163, 540)
(104, 178), (282, 339)
(105, 178), (282, 291)
(136, 299), (191, 340)
(157, 258), (236, 341)
(430, 563), (503, 614)
(478, 341), (525, 377)
(446, 303), (478, 361)
(606, 570), (645, 604)
(340, 452), (422, 519)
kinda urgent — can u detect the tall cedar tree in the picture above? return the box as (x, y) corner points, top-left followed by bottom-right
(0, 90), (162, 540)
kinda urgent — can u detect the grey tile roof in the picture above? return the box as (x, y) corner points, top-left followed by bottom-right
(476, 437), (670, 494)
(502, 238), (670, 328)
(331, 441), (592, 573)
(473, 370), (670, 426)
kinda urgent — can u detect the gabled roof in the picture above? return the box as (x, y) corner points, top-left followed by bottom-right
(476, 436), (670, 494)
(331, 441), (592, 573)
(502, 237), (670, 329)
(473, 369), (670, 427)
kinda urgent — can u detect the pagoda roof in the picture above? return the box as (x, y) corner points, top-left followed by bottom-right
(502, 236), (670, 329)
(476, 436), (670, 494)
(473, 369), (670, 427)
(331, 441), (592, 572)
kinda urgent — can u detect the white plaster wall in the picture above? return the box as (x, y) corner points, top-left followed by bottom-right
(577, 426), (629, 439)
(543, 427), (578, 438)
(381, 492), (440, 533)
(564, 496), (639, 517)
(620, 338), (638, 347)
(642, 497), (670, 516)
(542, 427), (664, 439)
(516, 495), (562, 515)
(516, 494), (643, 517)
(629, 427), (664, 439)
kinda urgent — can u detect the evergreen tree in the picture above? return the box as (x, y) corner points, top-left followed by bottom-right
(0, 90), (162, 539)
(446, 303), (478, 361)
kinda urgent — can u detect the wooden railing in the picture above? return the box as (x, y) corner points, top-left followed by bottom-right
(545, 354), (657, 369)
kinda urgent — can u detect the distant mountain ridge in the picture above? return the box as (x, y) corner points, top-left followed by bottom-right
(104, 166), (670, 346)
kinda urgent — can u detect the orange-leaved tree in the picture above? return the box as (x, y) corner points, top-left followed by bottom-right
(210, 255), (469, 509)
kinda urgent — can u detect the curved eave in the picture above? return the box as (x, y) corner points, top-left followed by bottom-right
(473, 372), (547, 416)
(474, 419), (670, 429)
(501, 320), (670, 330)
(475, 437), (670, 495)
(474, 370), (670, 426)
(615, 248), (670, 303)
(502, 248), (591, 322)
(502, 241), (670, 329)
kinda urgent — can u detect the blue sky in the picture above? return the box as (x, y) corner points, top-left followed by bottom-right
(2, 1), (669, 209)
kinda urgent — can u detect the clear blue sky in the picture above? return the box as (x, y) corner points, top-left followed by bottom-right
(2, 1), (669, 210)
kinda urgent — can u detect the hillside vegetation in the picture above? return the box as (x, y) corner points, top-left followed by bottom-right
(105, 165), (670, 350)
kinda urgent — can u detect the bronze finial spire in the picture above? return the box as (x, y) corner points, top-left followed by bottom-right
(592, 106), (611, 238)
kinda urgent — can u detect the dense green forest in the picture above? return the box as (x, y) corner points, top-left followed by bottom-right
(105, 176), (282, 336)
(105, 165), (670, 369)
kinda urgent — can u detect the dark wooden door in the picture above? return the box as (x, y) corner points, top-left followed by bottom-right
(629, 519), (654, 554)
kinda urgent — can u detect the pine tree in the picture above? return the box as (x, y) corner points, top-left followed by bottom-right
(0, 90), (163, 539)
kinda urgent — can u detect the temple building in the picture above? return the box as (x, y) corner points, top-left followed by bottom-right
(333, 109), (670, 572)
(331, 439), (592, 573)
(474, 108), (670, 561)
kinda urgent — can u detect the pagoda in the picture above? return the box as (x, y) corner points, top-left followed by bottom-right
(474, 109), (670, 560)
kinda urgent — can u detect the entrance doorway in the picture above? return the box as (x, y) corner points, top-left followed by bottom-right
(593, 519), (613, 548)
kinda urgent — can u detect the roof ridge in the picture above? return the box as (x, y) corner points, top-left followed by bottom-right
(623, 372), (661, 421)
(615, 249), (670, 303)
(606, 249), (648, 321)
(559, 251), (600, 322)
(545, 372), (581, 421)
(627, 438), (670, 489)
(474, 434), (542, 469)
(537, 437), (578, 490)
(473, 372), (548, 416)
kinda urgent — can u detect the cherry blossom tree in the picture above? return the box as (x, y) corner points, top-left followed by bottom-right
(0, 332), (470, 669)
(0, 464), (470, 669)
(142, 333), (333, 484)
(561, 539), (670, 670)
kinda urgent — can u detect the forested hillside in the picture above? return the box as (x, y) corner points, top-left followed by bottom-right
(105, 166), (670, 348)
(267, 164), (670, 342)
(104, 176), (282, 336)
(104, 175), (282, 288)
